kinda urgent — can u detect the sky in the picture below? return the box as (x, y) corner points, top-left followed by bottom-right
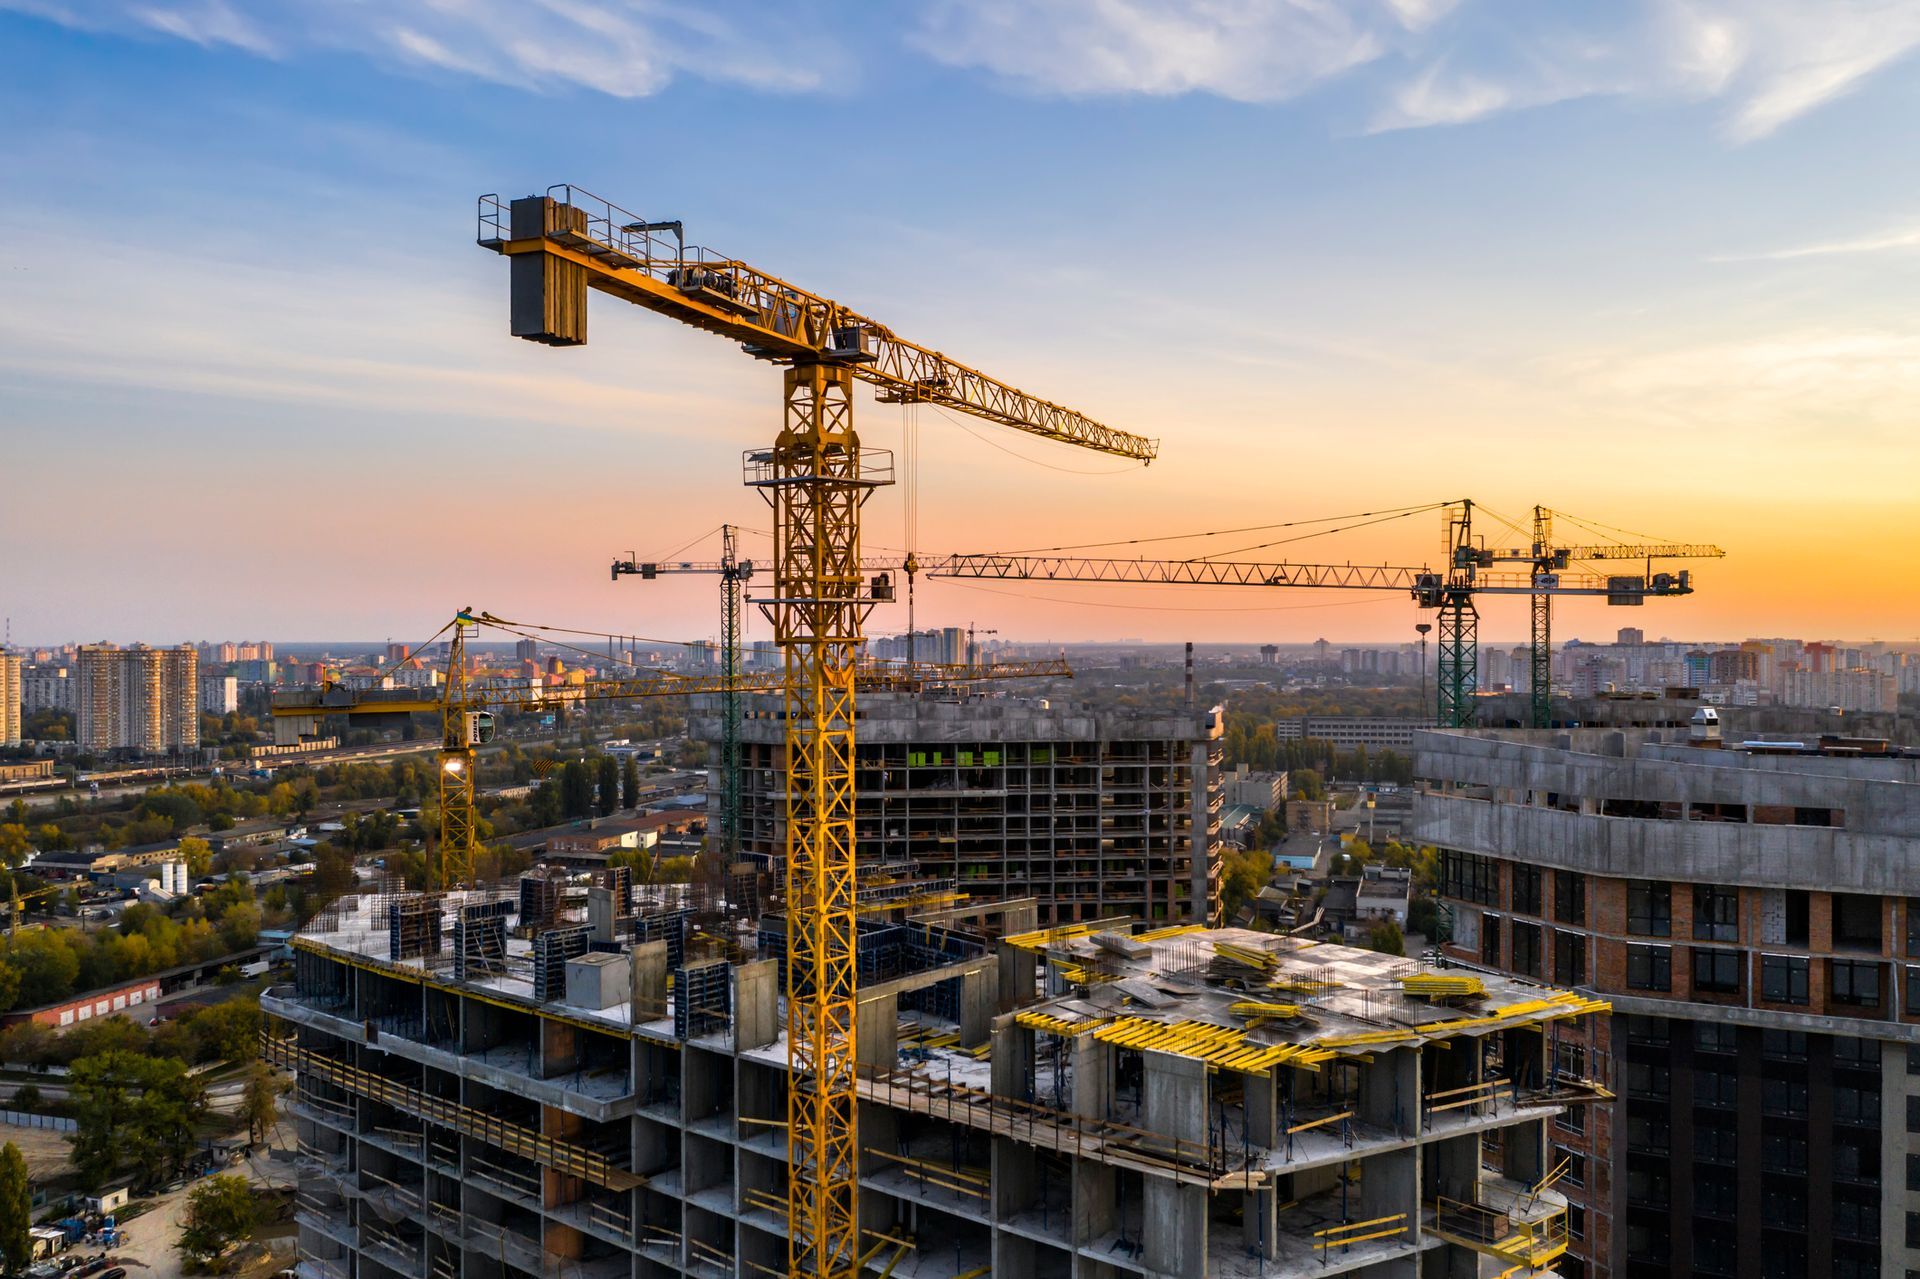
(2, 0), (1918, 650)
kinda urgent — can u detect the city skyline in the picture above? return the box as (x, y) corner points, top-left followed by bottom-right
(3, 3), (1918, 642)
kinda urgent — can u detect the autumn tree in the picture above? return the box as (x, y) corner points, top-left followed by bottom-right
(0, 1142), (29, 1275)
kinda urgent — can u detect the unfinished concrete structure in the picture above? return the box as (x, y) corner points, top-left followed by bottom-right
(697, 692), (1226, 926)
(1417, 722), (1920, 1279)
(270, 879), (1606, 1279)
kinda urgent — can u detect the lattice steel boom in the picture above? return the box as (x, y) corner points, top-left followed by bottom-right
(480, 186), (1144, 1279)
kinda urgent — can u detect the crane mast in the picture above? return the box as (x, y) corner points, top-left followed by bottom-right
(613, 525), (755, 856)
(481, 186), (1150, 1279)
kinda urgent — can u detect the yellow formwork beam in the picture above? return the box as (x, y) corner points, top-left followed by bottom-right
(1314, 992), (1610, 1049)
(1132, 924), (1207, 943)
(1014, 1011), (1108, 1037)
(1094, 1017), (1335, 1074)
(1398, 973), (1485, 998)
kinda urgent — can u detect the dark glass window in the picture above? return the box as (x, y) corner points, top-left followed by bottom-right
(1554, 929), (1586, 985)
(1762, 954), (1809, 1005)
(1627, 944), (1671, 991)
(1480, 913), (1501, 966)
(1762, 1028), (1807, 1059)
(1762, 1075), (1808, 1116)
(1512, 863), (1542, 915)
(1693, 884), (1739, 941)
(1833, 894), (1882, 950)
(1909, 1154), (1920, 1193)
(1440, 850), (1497, 905)
(1693, 948), (1741, 994)
(1696, 1022), (1738, 1054)
(1910, 1094), (1920, 1134)
(1625, 1061), (1671, 1098)
(1554, 871), (1586, 925)
(1907, 897), (1920, 957)
(1832, 960), (1882, 1008)
(1908, 965), (1920, 1015)
(1628, 881), (1671, 936)
(1512, 922), (1543, 978)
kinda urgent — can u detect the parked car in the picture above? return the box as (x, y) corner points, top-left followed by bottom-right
(98, 1267), (126, 1279)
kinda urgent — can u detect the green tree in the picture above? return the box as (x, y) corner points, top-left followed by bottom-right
(0, 1142), (29, 1276)
(560, 760), (592, 820)
(177, 836), (213, 878)
(1366, 921), (1406, 956)
(68, 1050), (206, 1189)
(177, 1174), (258, 1268)
(621, 754), (639, 811)
(192, 999), (263, 1064)
(596, 755), (619, 817)
(2, 803), (23, 826)
(241, 1061), (282, 1146)
(1291, 769), (1325, 802)
(1220, 847), (1271, 919)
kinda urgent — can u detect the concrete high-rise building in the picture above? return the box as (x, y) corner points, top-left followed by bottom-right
(387, 642), (414, 663)
(705, 693), (1225, 925)
(1417, 718), (1920, 1279)
(0, 654), (19, 747)
(514, 638), (538, 664)
(1617, 627), (1646, 646)
(199, 674), (239, 715)
(75, 644), (198, 755)
(20, 663), (74, 714)
(269, 888), (1606, 1279)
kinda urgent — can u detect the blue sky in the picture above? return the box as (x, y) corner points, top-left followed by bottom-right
(3, 1), (1918, 648)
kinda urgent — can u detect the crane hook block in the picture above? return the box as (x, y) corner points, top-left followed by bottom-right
(509, 196), (589, 346)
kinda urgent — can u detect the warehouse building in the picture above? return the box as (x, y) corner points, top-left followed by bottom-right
(1417, 716), (1920, 1279)
(267, 880), (1607, 1279)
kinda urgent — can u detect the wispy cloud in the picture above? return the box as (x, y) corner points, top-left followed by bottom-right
(1714, 224), (1920, 262)
(0, 0), (845, 96)
(914, 0), (1920, 142)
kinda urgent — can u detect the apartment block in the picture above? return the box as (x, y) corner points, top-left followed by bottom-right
(21, 663), (74, 715)
(266, 879), (1606, 1279)
(1273, 718), (1433, 751)
(1417, 719), (1920, 1279)
(0, 654), (19, 747)
(702, 692), (1225, 926)
(75, 643), (198, 755)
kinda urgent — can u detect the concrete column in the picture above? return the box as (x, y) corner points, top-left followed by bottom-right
(1140, 1050), (1207, 1276)
(586, 887), (618, 944)
(960, 968), (995, 1049)
(1072, 1036), (1112, 1120)
(630, 939), (667, 1024)
(988, 1015), (1032, 1101)
(999, 944), (1038, 1011)
(1359, 1045), (1417, 1137)
(732, 960), (778, 1052)
(855, 990), (898, 1069)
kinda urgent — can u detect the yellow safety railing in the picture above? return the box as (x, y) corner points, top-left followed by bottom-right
(1312, 1212), (1409, 1252)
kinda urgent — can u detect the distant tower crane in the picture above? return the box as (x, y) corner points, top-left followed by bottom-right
(1475, 506), (1725, 727)
(930, 497), (1720, 730)
(478, 185), (1152, 1279)
(612, 524), (755, 855)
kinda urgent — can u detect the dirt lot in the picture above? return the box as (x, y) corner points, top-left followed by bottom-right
(2, 1121), (75, 1180)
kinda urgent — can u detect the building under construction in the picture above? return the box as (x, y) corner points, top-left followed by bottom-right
(699, 691), (1227, 927)
(269, 870), (1609, 1279)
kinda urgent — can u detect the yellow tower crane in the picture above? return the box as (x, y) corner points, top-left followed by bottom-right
(477, 185), (1153, 1278)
